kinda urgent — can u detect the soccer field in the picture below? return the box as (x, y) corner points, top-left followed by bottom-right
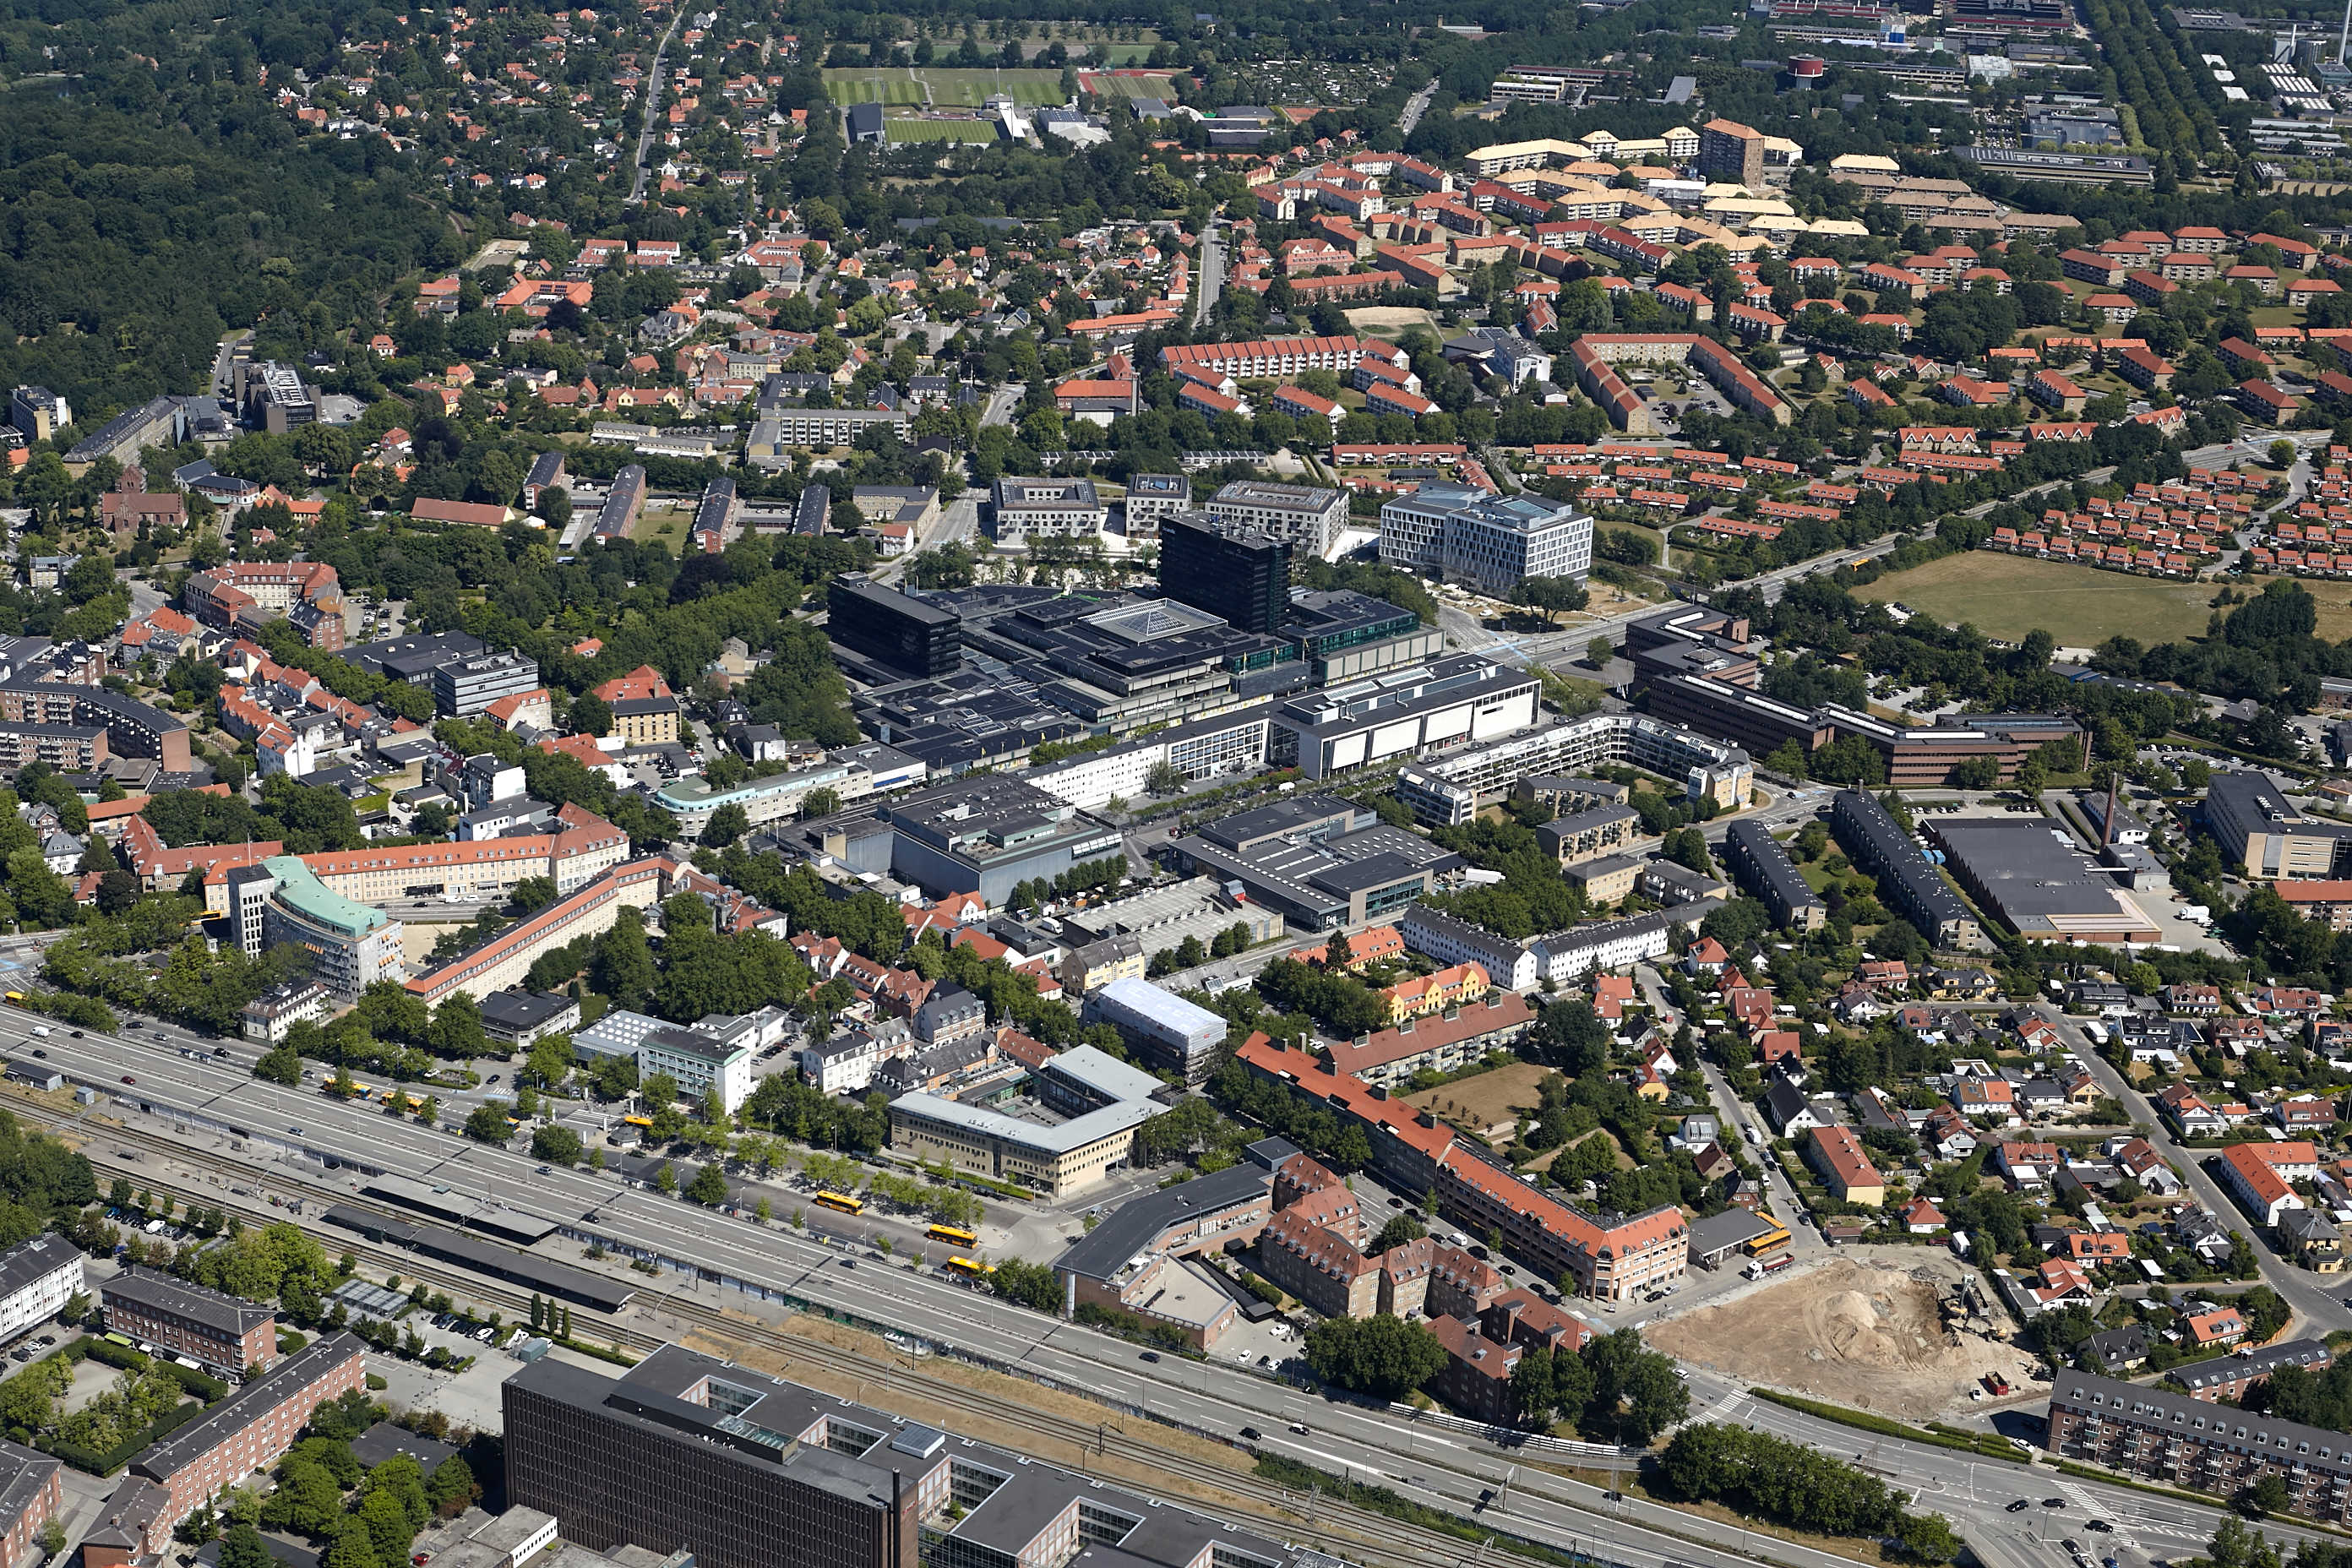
(883, 117), (1004, 143)
(824, 67), (1064, 107)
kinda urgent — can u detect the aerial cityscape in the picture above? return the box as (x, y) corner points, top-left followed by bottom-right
(23, 4), (2352, 1568)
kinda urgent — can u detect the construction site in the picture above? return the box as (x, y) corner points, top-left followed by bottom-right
(1647, 1251), (2047, 1421)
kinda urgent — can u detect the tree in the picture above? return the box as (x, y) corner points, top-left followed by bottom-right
(220, 1525), (272, 1568)
(1145, 760), (1186, 796)
(254, 1045), (302, 1086)
(463, 1102), (514, 1143)
(1581, 1330), (1689, 1444)
(569, 695), (613, 738)
(1303, 1315), (1447, 1400)
(1510, 576), (1589, 624)
(802, 787), (841, 819)
(1371, 1215), (1425, 1252)
(1586, 637), (1614, 670)
(686, 1164), (729, 1206)
(702, 804), (751, 848)
(530, 1125), (582, 1166)
(654, 1162), (678, 1195)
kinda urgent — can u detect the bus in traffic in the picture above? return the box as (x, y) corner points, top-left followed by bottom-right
(813, 1190), (864, 1215)
(926, 1224), (978, 1248)
(946, 1256), (994, 1277)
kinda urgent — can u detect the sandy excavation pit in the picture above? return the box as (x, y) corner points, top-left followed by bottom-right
(1646, 1253), (2045, 1422)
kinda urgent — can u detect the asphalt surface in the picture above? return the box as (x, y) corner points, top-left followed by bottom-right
(625, 10), (683, 204)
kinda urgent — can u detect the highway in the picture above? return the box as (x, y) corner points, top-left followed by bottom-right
(8, 1010), (2305, 1568)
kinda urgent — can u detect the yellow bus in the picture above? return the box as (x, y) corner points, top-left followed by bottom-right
(926, 1224), (978, 1248)
(1745, 1221), (1794, 1256)
(3, 992), (23, 1004)
(813, 1190), (864, 1215)
(622, 1114), (654, 1129)
(946, 1256), (994, 1277)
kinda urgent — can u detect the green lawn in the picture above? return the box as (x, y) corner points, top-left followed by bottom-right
(883, 117), (1004, 143)
(826, 67), (1066, 106)
(1091, 69), (1182, 99)
(1849, 550), (2219, 646)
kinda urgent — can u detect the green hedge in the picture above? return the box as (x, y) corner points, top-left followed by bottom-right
(44, 1400), (200, 1477)
(1749, 1389), (2028, 1463)
(277, 1330), (308, 1353)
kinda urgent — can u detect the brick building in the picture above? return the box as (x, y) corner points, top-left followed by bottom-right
(101, 1269), (276, 1375)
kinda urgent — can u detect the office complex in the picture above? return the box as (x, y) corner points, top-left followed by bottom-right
(1271, 655), (1540, 779)
(1829, 791), (1983, 949)
(432, 651), (543, 717)
(0, 1237), (81, 1347)
(2204, 770), (2352, 879)
(890, 1047), (1167, 1195)
(827, 577), (962, 678)
(235, 361), (318, 433)
(2048, 1370), (2352, 1524)
(504, 1344), (1314, 1568)
(1158, 510), (1291, 634)
(571, 1007), (775, 1113)
(872, 777), (1124, 905)
(1723, 819), (1827, 932)
(1203, 481), (1348, 560)
(1393, 711), (1750, 826)
(1378, 486), (1593, 595)
(1166, 794), (1464, 929)
(226, 857), (407, 1001)
(100, 1269), (275, 1376)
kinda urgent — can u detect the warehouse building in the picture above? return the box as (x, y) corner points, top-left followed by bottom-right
(1925, 817), (2162, 945)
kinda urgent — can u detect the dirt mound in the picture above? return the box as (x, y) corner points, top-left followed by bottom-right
(1816, 1290), (1902, 1366)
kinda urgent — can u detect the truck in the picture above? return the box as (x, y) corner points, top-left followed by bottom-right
(1745, 1253), (1794, 1280)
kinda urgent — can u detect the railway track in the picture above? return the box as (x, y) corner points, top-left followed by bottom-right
(41, 1108), (1592, 1568)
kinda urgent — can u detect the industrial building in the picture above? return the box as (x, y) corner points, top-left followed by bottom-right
(1165, 794), (1464, 930)
(1723, 819), (1827, 932)
(1377, 485), (1594, 595)
(504, 1345), (1315, 1568)
(1829, 792), (1983, 949)
(1925, 817), (2162, 945)
(872, 776), (1124, 905)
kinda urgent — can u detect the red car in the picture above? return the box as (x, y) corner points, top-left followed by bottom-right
(120, 1075), (135, 1086)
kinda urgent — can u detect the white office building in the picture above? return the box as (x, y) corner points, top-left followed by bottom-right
(1378, 485), (1593, 595)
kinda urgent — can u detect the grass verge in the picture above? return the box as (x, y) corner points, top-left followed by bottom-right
(1749, 1389), (2028, 1463)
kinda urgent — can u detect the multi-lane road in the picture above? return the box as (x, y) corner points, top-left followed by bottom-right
(6, 1009), (2314, 1568)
